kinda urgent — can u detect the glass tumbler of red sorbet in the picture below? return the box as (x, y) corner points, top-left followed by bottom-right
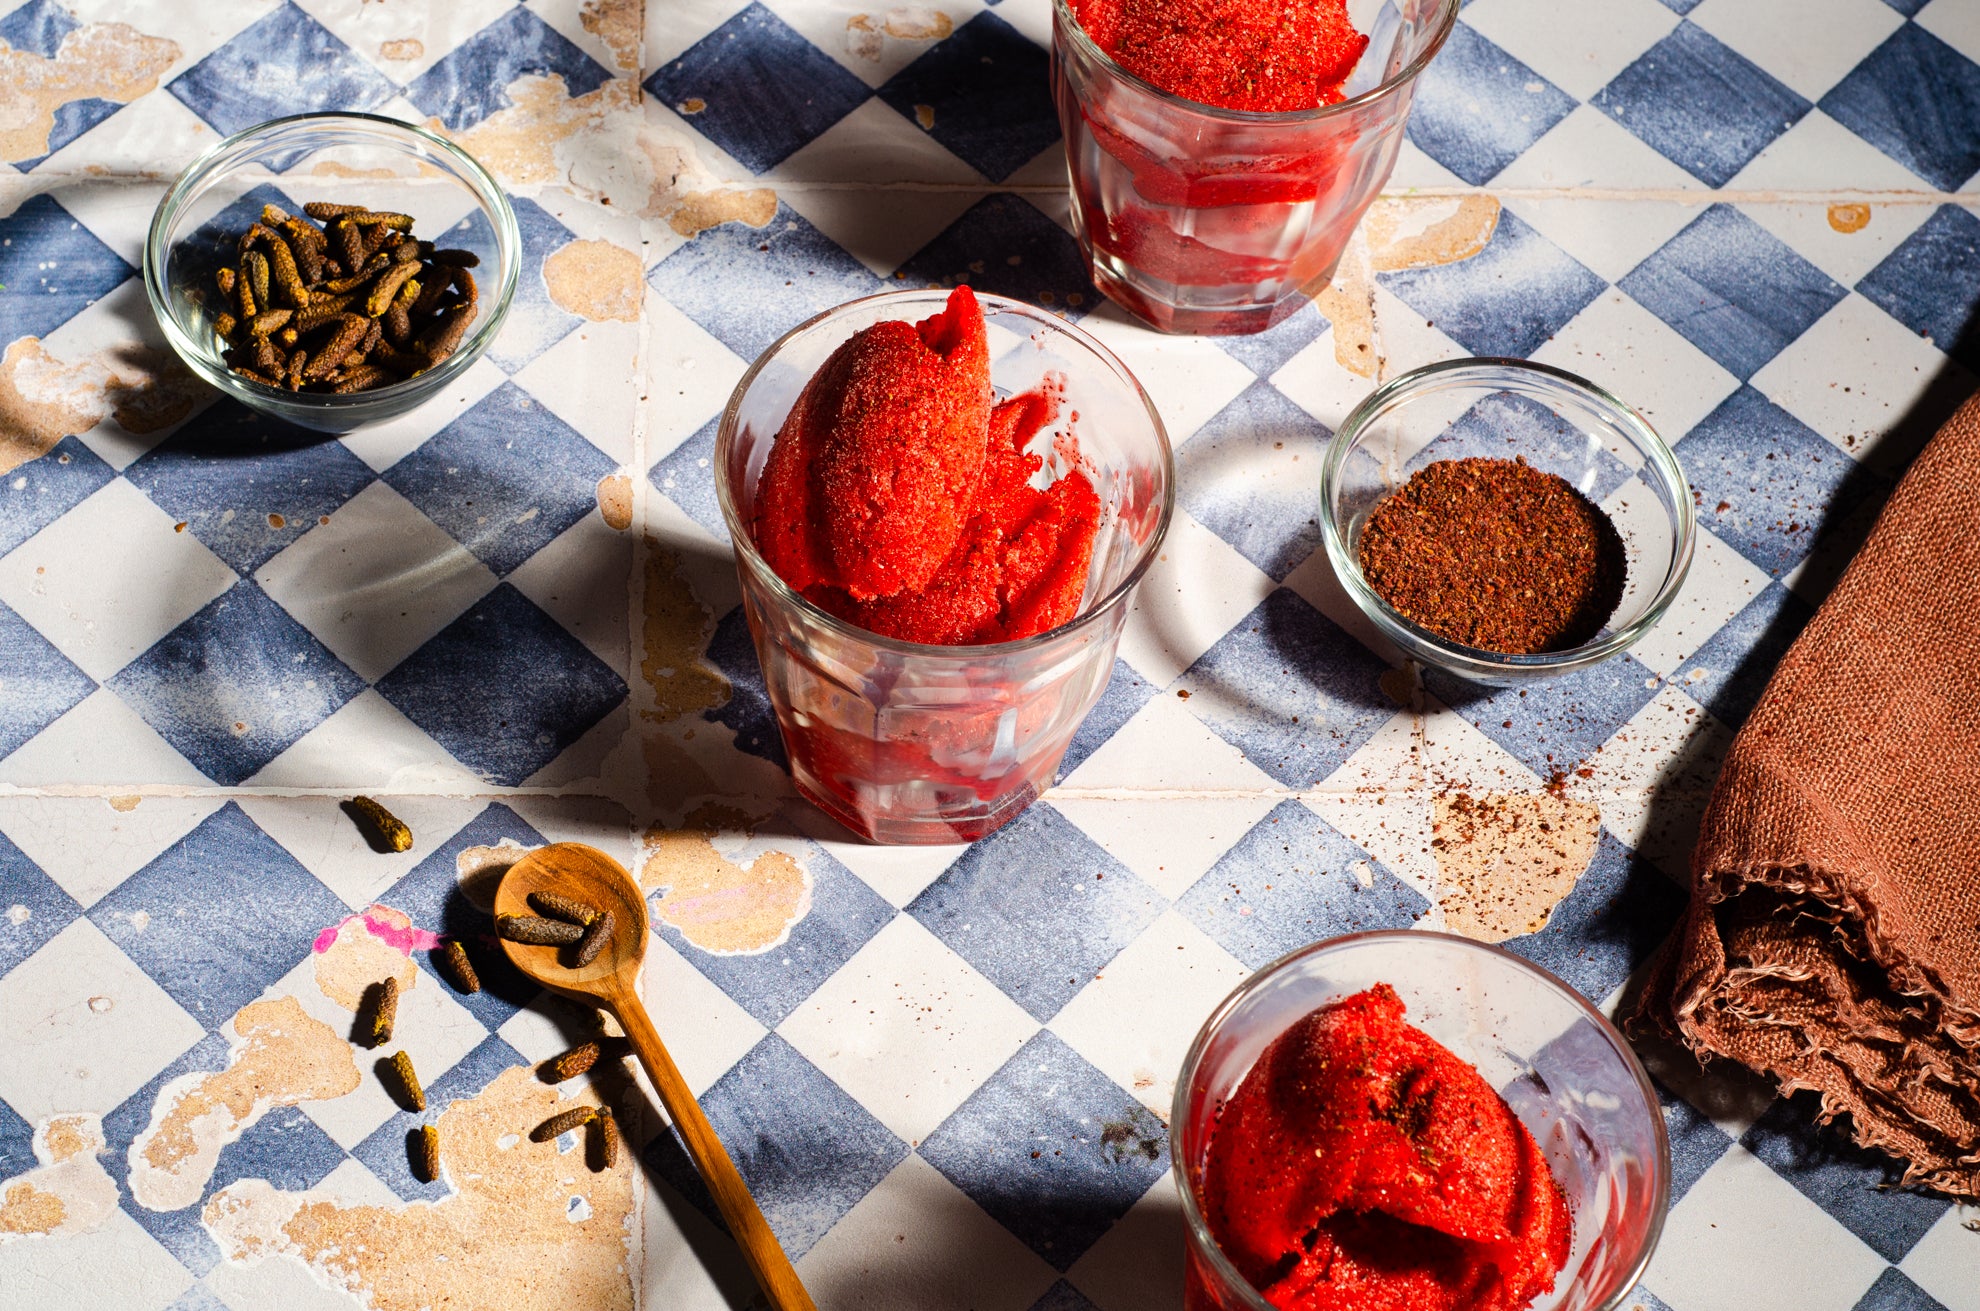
(1174, 931), (1670, 1311)
(715, 291), (1174, 845)
(1052, 0), (1459, 335)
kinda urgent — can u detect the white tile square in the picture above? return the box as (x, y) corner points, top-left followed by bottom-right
(1644, 1144), (1885, 1311)
(642, 1174), (760, 1311)
(1752, 293), (1976, 477)
(777, 105), (986, 275)
(1371, 283), (1470, 378)
(779, 915), (1038, 1144)
(0, 918), (206, 1122)
(1533, 290), (1743, 445)
(336, 357), (508, 474)
(292, 0), (519, 82)
(1624, 524), (1772, 678)
(0, 477), (237, 681)
(1269, 325), (1380, 431)
(206, 1238), (379, 1311)
(1065, 1176), (1186, 1311)
(1730, 109), (1944, 197)
(254, 481), (497, 683)
(0, 795), (220, 909)
(1463, 0), (1679, 100)
(1115, 509), (1276, 687)
(1900, 1205), (1980, 1311)
(33, 95), (221, 187)
(0, 1205), (194, 1311)
(512, 317), (643, 468)
(1492, 104), (1707, 193)
(1051, 911), (1248, 1116)
(1690, 0), (1905, 101)
(797, 1155), (1057, 1311)
(0, 687), (209, 788)
(1500, 196), (1702, 287)
(788, 810), (967, 908)
(638, 933), (767, 1096)
(1385, 137), (1465, 190)
(1075, 303), (1257, 446)
(1281, 542), (1405, 667)
(507, 511), (633, 671)
(1569, 684), (1732, 882)
(645, 286), (749, 464)
(1421, 692), (1547, 793)
(243, 689), (488, 792)
(232, 795), (484, 911)
(1741, 199), (1937, 292)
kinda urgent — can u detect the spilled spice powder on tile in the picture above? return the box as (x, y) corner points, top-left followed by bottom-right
(1358, 457), (1626, 655)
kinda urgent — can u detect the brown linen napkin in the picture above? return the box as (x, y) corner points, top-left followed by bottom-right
(1635, 390), (1980, 1200)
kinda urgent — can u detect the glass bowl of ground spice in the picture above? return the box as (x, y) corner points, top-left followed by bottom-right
(1320, 358), (1695, 686)
(145, 112), (519, 434)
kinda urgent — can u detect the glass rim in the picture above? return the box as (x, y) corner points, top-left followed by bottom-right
(142, 110), (522, 411)
(1319, 356), (1697, 673)
(1049, 0), (1461, 125)
(1170, 927), (1672, 1311)
(713, 288), (1177, 660)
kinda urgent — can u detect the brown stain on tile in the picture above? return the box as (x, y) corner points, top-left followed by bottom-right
(914, 103), (937, 130)
(641, 815), (813, 955)
(0, 1115), (116, 1239)
(313, 906), (422, 1012)
(106, 795), (143, 812)
(544, 238), (643, 322)
(129, 997), (360, 1213)
(0, 337), (203, 474)
(305, 161), (407, 179)
(456, 840), (533, 911)
(581, 0), (641, 72)
(596, 473), (633, 530)
(641, 540), (729, 726)
(1431, 791), (1601, 943)
(206, 1067), (634, 1311)
(378, 37), (424, 62)
(442, 73), (632, 189)
(665, 187), (778, 238)
(1310, 231), (1377, 378)
(847, 8), (954, 57)
(0, 21), (178, 163)
(1828, 202), (1872, 234)
(1365, 195), (1502, 272)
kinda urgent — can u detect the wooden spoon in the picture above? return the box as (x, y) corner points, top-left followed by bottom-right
(495, 842), (817, 1311)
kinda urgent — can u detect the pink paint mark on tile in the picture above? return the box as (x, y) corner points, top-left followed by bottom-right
(312, 911), (443, 956)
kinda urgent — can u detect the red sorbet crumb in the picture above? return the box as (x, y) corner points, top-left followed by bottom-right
(1203, 985), (1572, 1311)
(754, 285), (992, 602)
(1072, 0), (1370, 113)
(753, 287), (1103, 645)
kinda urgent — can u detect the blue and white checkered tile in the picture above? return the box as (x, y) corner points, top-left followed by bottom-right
(873, 10), (1058, 182)
(167, 3), (400, 141)
(1378, 207), (1608, 359)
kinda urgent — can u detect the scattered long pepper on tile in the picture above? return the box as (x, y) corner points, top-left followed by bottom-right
(210, 201), (479, 393)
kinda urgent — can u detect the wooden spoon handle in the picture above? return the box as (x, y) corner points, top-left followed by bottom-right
(605, 981), (818, 1311)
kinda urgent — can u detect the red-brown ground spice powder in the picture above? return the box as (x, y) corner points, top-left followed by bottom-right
(1358, 456), (1627, 655)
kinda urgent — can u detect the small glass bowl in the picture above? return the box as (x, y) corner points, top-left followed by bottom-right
(1174, 930), (1670, 1311)
(144, 112), (519, 434)
(1320, 358), (1694, 686)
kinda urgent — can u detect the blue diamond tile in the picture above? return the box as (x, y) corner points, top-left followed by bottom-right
(647, 1034), (907, 1258)
(1592, 22), (1810, 187)
(485, 197), (584, 371)
(909, 803), (1161, 1023)
(212, 1104), (346, 1196)
(16, 97), (125, 171)
(896, 193), (1099, 319)
(1424, 653), (1662, 779)
(101, 1030), (233, 1276)
(649, 200), (883, 363)
(664, 840), (894, 1028)
(352, 1033), (527, 1202)
(1821, 24), (1980, 192)
(1178, 381), (1333, 582)
(1655, 1079), (1736, 1205)
(1216, 301), (1331, 379)
(1651, 0), (1706, 11)
(701, 603), (788, 769)
(0, 0), (79, 57)
(1404, 389), (1636, 504)
(1857, 205), (1980, 373)
(645, 2), (872, 173)
(405, 6), (613, 132)
(1378, 208), (1606, 360)
(876, 12), (1056, 182)
(108, 581), (365, 786)
(1880, 0), (1931, 14)
(0, 826), (83, 974)
(649, 415), (725, 542)
(386, 803), (549, 1030)
(88, 802), (348, 1029)
(921, 1030), (1168, 1272)
(0, 599), (96, 761)
(1500, 830), (1686, 1001)
(382, 381), (616, 576)
(166, 2), (398, 140)
(1674, 582), (1815, 730)
(1854, 1267), (1954, 1311)
(0, 1096), (34, 1180)
(1405, 21), (1578, 186)
(0, 434), (115, 557)
(372, 583), (627, 786)
(1620, 206), (1846, 382)
(123, 405), (376, 575)
(0, 193), (136, 342)
(1029, 1283), (1105, 1311)
(163, 1287), (232, 1311)
(1742, 1092), (1953, 1263)
(1677, 387), (1878, 575)
(1058, 658), (1156, 779)
(1178, 800), (1429, 969)
(1178, 588), (1394, 789)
